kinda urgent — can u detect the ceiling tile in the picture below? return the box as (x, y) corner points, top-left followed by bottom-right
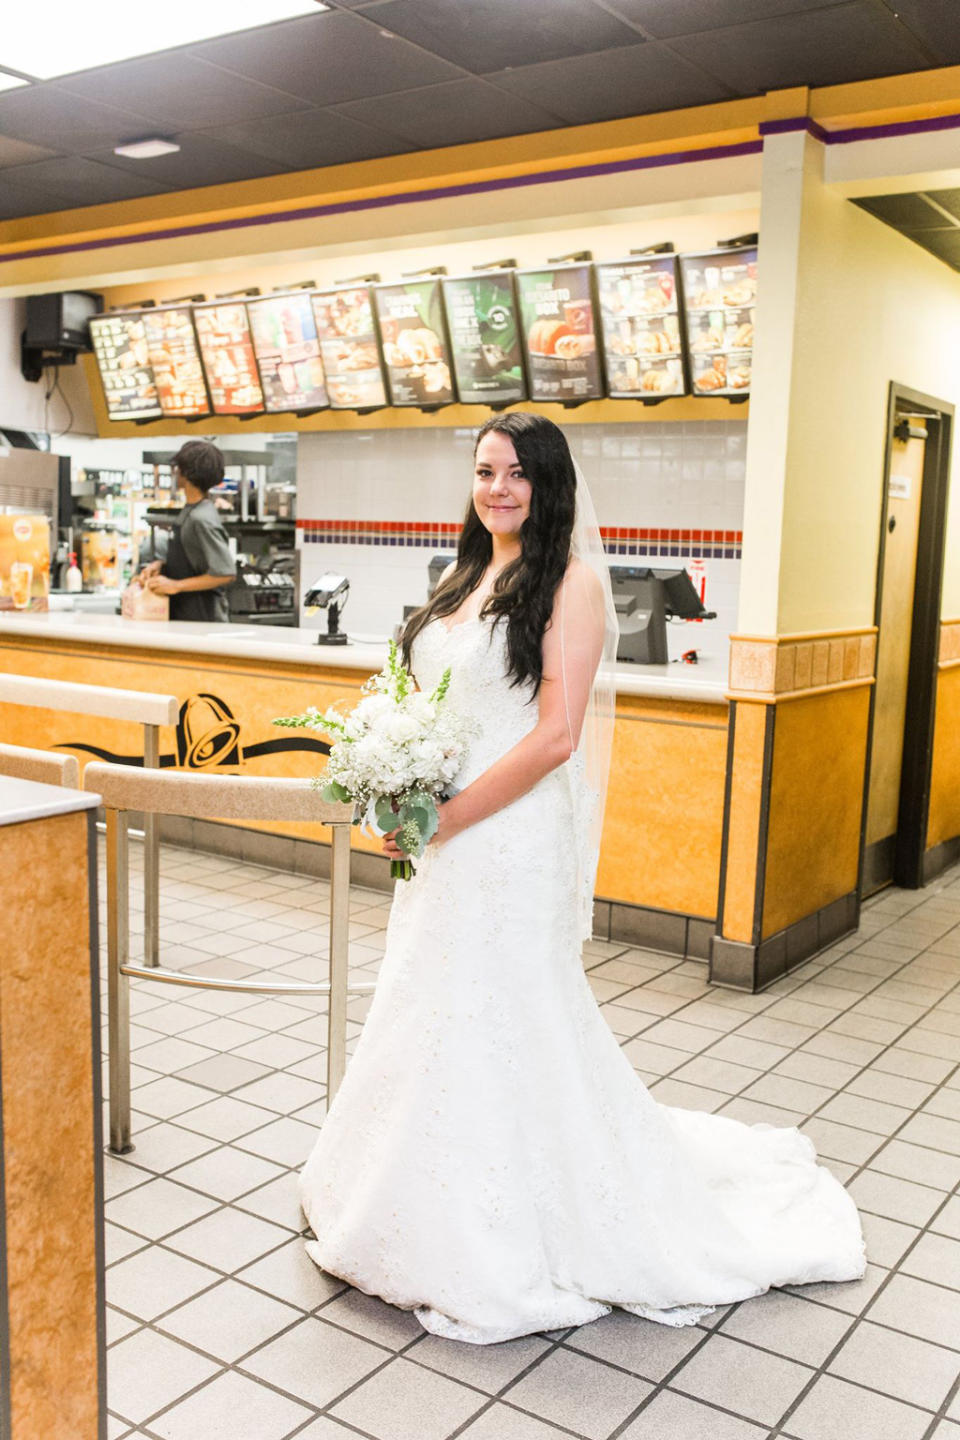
(0, 156), (168, 211)
(856, 192), (956, 230)
(335, 76), (565, 148)
(882, 1), (960, 65)
(925, 186), (960, 220)
(368, 0), (645, 73)
(666, 2), (932, 93)
(0, 134), (59, 170)
(906, 226), (960, 267)
(487, 43), (733, 126)
(204, 109), (411, 170)
(0, 85), (151, 151)
(85, 133), (295, 189)
(59, 55), (312, 128)
(191, 10), (465, 105)
(602, 0), (849, 40)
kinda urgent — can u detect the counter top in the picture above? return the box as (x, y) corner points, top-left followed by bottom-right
(0, 611), (729, 704)
(0, 775), (100, 827)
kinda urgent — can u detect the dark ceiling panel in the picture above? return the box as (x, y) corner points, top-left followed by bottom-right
(487, 43), (733, 126)
(368, 0), (645, 74)
(0, 86), (153, 152)
(0, 155), (168, 210)
(907, 226), (960, 265)
(667, 3), (932, 93)
(879, 0), (960, 65)
(85, 133), (295, 189)
(0, 135), (59, 169)
(856, 192), (956, 229)
(59, 54), (312, 129)
(205, 109), (411, 170)
(925, 187), (960, 220)
(602, 0), (849, 39)
(336, 77), (565, 148)
(191, 10), (465, 106)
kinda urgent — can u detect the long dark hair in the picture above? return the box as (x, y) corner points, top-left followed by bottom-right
(401, 412), (576, 693)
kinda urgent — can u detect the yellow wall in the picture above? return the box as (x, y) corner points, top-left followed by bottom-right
(928, 656), (960, 852)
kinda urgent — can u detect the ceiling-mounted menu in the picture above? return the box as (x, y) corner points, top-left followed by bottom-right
(89, 313), (162, 421)
(141, 306), (211, 419)
(679, 246), (756, 397)
(193, 302), (264, 416)
(596, 254), (686, 399)
(373, 278), (455, 407)
(441, 270), (526, 406)
(310, 286), (388, 410)
(247, 292), (328, 412)
(516, 263), (603, 403)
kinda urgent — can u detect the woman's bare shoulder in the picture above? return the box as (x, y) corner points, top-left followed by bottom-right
(562, 555), (605, 602)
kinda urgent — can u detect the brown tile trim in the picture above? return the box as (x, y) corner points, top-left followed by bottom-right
(923, 832), (960, 883)
(709, 889), (858, 991)
(938, 617), (960, 667)
(728, 627), (877, 700)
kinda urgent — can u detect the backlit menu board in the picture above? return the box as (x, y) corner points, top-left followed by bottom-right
(89, 313), (162, 421)
(247, 292), (328, 412)
(141, 306), (210, 419)
(373, 279), (455, 407)
(516, 263), (603, 403)
(679, 246), (756, 397)
(310, 287), (387, 410)
(596, 255), (686, 398)
(442, 270), (526, 406)
(193, 302), (264, 416)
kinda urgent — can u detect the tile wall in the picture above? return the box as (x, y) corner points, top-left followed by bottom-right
(296, 421), (746, 646)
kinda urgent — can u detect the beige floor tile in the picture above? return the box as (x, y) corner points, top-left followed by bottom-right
(108, 1329), (220, 1426)
(156, 1278), (302, 1363)
(319, 1287), (425, 1349)
(706, 1034), (791, 1070)
(234, 1171), (304, 1232)
(408, 1330), (552, 1394)
(105, 1176), (219, 1241)
(859, 1212), (920, 1268)
(168, 1145), (286, 1202)
(231, 1071), (326, 1115)
(240, 1315), (388, 1409)
(742, 1072), (834, 1114)
(332, 1356), (491, 1440)
(637, 1018), (723, 1054)
(129, 1076), (212, 1120)
(149, 1370), (311, 1440)
(827, 1319), (959, 1409)
(819, 1092), (912, 1136)
(236, 1116), (320, 1167)
(846, 1069), (936, 1109)
(671, 1055), (758, 1095)
(900, 1112), (960, 1155)
(782, 1372), (931, 1440)
(801, 1117), (883, 1166)
(719, 1290), (852, 1366)
(872, 1049), (955, 1084)
(901, 1232), (960, 1289)
(238, 1238), (346, 1310)
(619, 1388), (767, 1439)
(503, 1345), (651, 1439)
(457, 1402), (568, 1439)
(870, 1139), (960, 1191)
(670, 1332), (811, 1426)
(868, 1273), (960, 1349)
(649, 1078), (726, 1111)
(562, 1307), (704, 1380)
(174, 1095), (278, 1142)
(107, 1244), (220, 1322)
(784, 1263), (888, 1316)
(849, 1169), (946, 1225)
(165, 1205), (291, 1273)
(931, 1195), (960, 1240)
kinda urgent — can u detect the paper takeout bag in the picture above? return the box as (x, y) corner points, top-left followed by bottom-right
(121, 582), (169, 621)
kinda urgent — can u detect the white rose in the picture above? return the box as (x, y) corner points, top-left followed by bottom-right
(382, 712), (420, 745)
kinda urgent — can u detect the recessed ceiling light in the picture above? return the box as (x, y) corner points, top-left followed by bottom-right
(3, 2), (329, 80)
(114, 138), (182, 159)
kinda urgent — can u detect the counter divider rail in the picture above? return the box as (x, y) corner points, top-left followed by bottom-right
(82, 762), (361, 1155)
(0, 672), (176, 968)
(0, 741), (80, 788)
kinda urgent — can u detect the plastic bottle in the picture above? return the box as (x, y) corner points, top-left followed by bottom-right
(65, 552), (82, 593)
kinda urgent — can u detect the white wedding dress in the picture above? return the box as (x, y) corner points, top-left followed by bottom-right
(299, 615), (866, 1344)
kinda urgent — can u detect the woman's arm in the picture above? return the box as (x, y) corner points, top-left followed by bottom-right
(383, 561), (605, 855)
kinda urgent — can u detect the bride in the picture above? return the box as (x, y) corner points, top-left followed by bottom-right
(299, 412), (866, 1345)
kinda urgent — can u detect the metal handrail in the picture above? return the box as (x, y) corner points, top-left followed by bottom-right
(83, 763), (362, 1156)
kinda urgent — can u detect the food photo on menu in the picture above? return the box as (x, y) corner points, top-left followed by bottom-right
(372, 278), (455, 406)
(680, 246), (757, 396)
(89, 313), (163, 421)
(141, 306), (211, 419)
(441, 269), (526, 406)
(596, 253), (686, 398)
(516, 263), (604, 403)
(310, 286), (388, 410)
(246, 292), (329, 412)
(193, 302), (265, 415)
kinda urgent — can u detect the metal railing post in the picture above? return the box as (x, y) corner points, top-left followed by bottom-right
(327, 823), (351, 1104)
(142, 723), (160, 967)
(106, 808), (133, 1155)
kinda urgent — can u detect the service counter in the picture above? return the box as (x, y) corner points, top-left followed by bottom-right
(0, 613), (730, 955)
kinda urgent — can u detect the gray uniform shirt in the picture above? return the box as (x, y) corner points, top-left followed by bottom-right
(169, 497), (235, 622)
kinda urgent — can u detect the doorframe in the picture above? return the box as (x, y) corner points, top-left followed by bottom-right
(858, 381), (953, 896)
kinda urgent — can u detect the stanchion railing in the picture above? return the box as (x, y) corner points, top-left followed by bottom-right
(0, 672), (176, 967)
(83, 762), (362, 1155)
(0, 741), (80, 788)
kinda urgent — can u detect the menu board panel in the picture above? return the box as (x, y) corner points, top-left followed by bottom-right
(89, 313), (162, 421)
(441, 271), (526, 406)
(310, 287), (387, 410)
(141, 306), (210, 419)
(247, 292), (328, 412)
(193, 302), (264, 416)
(679, 246), (757, 397)
(516, 264), (603, 403)
(372, 279), (455, 407)
(596, 255), (686, 398)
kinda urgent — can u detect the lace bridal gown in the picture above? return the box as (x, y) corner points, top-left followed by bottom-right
(299, 614), (866, 1345)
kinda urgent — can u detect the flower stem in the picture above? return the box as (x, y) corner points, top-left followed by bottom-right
(390, 858), (414, 881)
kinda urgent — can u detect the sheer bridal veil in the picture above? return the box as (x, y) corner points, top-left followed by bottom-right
(562, 461), (619, 943)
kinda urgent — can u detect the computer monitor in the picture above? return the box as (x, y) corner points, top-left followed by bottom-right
(428, 552), (457, 598)
(610, 565), (710, 664)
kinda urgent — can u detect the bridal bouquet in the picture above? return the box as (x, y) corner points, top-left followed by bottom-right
(274, 641), (470, 880)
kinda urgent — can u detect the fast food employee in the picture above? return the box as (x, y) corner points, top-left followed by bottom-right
(140, 440), (236, 621)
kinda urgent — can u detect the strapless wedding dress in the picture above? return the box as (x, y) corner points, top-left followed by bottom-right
(299, 615), (865, 1344)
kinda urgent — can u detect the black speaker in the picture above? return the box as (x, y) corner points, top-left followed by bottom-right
(25, 291), (103, 352)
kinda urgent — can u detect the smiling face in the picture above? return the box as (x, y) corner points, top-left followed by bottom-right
(473, 430), (532, 542)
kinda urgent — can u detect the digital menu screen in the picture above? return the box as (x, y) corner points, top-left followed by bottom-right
(441, 270), (526, 406)
(310, 286), (387, 410)
(193, 302), (264, 416)
(247, 292), (328, 412)
(679, 246), (756, 397)
(373, 279), (455, 407)
(516, 264), (603, 403)
(89, 313), (162, 421)
(596, 255), (686, 399)
(141, 306), (210, 419)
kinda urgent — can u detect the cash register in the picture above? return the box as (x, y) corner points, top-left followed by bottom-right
(611, 565), (714, 663)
